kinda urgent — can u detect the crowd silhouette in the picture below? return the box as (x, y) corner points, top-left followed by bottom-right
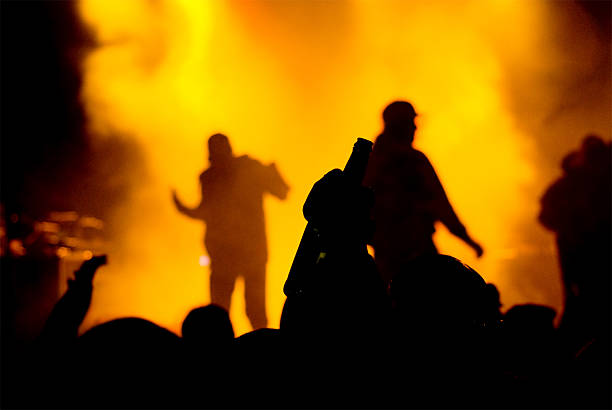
(2, 103), (610, 409)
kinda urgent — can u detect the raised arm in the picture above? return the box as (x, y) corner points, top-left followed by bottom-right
(39, 255), (107, 344)
(263, 162), (290, 200)
(171, 188), (207, 221)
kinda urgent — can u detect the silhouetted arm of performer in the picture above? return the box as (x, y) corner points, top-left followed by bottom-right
(262, 162), (290, 200)
(172, 187), (207, 221)
(425, 158), (484, 257)
(39, 255), (107, 343)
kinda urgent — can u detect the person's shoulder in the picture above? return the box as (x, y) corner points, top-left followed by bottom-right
(237, 154), (257, 163)
(199, 168), (213, 181)
(237, 155), (265, 169)
(410, 148), (428, 159)
(400, 147), (428, 163)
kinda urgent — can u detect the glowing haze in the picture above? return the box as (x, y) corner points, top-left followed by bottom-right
(76, 0), (609, 336)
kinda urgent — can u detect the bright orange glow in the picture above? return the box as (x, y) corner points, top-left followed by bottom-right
(56, 246), (70, 259)
(76, 0), (608, 335)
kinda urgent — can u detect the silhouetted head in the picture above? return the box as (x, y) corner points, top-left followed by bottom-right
(74, 317), (182, 407)
(504, 304), (557, 333)
(390, 254), (488, 331)
(382, 100), (418, 142)
(581, 134), (611, 169)
(208, 133), (233, 166)
(181, 304), (235, 347)
(79, 317), (180, 351)
(482, 283), (503, 323)
(561, 134), (611, 174)
(582, 134), (607, 154)
(484, 283), (501, 309)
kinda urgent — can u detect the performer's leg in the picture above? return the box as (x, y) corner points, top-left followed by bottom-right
(243, 264), (267, 330)
(209, 262), (236, 313)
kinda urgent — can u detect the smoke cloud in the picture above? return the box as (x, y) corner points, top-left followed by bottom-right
(76, 0), (610, 335)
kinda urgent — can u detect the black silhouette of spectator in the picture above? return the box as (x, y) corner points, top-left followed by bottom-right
(180, 304), (235, 408)
(504, 303), (557, 332)
(39, 254), (107, 344)
(15, 256), (107, 409)
(501, 304), (562, 407)
(364, 101), (483, 284)
(172, 133), (289, 330)
(279, 155), (391, 408)
(483, 282), (504, 326)
(539, 134), (611, 351)
(389, 254), (489, 332)
(387, 254), (498, 408)
(71, 317), (184, 409)
(233, 328), (289, 407)
(280, 166), (389, 340)
(33, 257), (181, 408)
(182, 304), (235, 347)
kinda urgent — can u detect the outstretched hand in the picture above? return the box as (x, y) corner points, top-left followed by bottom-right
(70, 255), (107, 288)
(472, 242), (484, 258)
(41, 254), (107, 342)
(172, 189), (187, 213)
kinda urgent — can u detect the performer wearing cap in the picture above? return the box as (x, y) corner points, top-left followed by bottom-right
(364, 101), (483, 285)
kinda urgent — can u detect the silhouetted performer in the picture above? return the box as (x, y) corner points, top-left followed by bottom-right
(364, 101), (483, 284)
(539, 134), (611, 351)
(172, 134), (289, 329)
